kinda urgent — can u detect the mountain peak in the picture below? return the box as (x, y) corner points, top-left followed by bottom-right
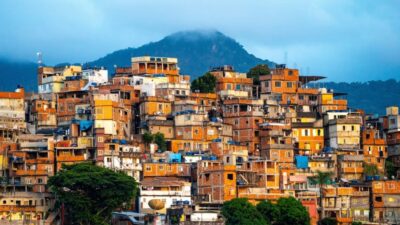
(164, 29), (228, 42)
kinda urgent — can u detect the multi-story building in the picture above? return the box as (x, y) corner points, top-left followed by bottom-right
(222, 99), (263, 155)
(371, 180), (400, 224)
(0, 87), (26, 139)
(362, 127), (387, 175)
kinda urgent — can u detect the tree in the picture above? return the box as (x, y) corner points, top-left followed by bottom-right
(319, 217), (337, 225)
(247, 64), (270, 86)
(364, 163), (379, 176)
(351, 222), (362, 225)
(143, 132), (154, 153)
(48, 163), (138, 225)
(385, 160), (397, 179)
(308, 171), (333, 211)
(191, 72), (217, 93)
(154, 132), (167, 152)
(256, 200), (278, 224)
(222, 198), (266, 225)
(275, 197), (310, 225)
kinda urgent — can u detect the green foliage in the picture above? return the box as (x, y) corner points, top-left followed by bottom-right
(191, 72), (217, 93)
(320, 217), (338, 225)
(351, 222), (362, 225)
(247, 64), (270, 86)
(143, 132), (154, 144)
(275, 197), (310, 225)
(222, 198), (266, 225)
(385, 160), (397, 179)
(48, 163), (137, 225)
(154, 132), (167, 152)
(364, 163), (379, 176)
(308, 171), (333, 186)
(309, 171), (333, 209)
(256, 200), (278, 224)
(223, 197), (310, 225)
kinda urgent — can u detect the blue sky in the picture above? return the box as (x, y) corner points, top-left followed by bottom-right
(0, 0), (399, 81)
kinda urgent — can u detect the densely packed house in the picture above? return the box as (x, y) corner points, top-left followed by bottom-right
(0, 56), (399, 225)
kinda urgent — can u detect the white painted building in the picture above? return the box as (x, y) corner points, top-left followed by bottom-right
(82, 68), (108, 85)
(139, 177), (191, 214)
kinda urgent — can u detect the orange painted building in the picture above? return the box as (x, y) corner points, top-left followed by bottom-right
(143, 163), (191, 178)
(222, 99), (263, 155)
(362, 128), (387, 174)
(292, 118), (324, 155)
(371, 180), (400, 224)
(197, 160), (237, 203)
(259, 123), (294, 165)
(131, 56), (182, 83)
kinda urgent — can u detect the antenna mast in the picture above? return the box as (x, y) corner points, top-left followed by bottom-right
(37, 52), (43, 67)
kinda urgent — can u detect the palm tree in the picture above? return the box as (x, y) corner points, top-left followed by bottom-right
(308, 171), (333, 217)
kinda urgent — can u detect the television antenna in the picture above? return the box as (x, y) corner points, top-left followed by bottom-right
(36, 52), (43, 67)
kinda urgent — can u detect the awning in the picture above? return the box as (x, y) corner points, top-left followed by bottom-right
(79, 120), (93, 131)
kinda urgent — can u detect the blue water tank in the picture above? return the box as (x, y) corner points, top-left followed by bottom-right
(295, 156), (309, 169)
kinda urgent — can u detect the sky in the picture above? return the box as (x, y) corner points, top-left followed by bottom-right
(0, 0), (399, 81)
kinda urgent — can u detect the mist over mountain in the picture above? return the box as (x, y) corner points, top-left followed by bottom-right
(0, 30), (398, 115)
(89, 30), (275, 77)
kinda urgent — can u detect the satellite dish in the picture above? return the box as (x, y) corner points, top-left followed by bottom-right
(148, 199), (165, 210)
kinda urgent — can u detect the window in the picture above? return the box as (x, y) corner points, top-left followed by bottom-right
(159, 166), (164, 170)
(68, 104), (74, 112)
(287, 82), (292, 88)
(343, 125), (346, 131)
(351, 125), (355, 131)
(227, 84), (232, 90)
(375, 196), (382, 202)
(299, 95), (304, 100)
(275, 81), (281, 87)
(146, 165), (151, 171)
(265, 81), (269, 87)
(158, 104), (163, 111)
(288, 70), (293, 75)
(227, 174), (234, 180)
(236, 84), (241, 90)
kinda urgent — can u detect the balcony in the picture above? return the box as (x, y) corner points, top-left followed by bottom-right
(140, 190), (190, 196)
(15, 169), (48, 176)
(353, 191), (369, 196)
(25, 158), (52, 164)
(340, 167), (363, 173)
(264, 144), (293, 150)
(337, 217), (352, 223)
(41, 75), (63, 84)
(339, 155), (364, 161)
(78, 137), (94, 148)
(57, 155), (86, 162)
(20, 141), (48, 149)
(0, 205), (37, 212)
